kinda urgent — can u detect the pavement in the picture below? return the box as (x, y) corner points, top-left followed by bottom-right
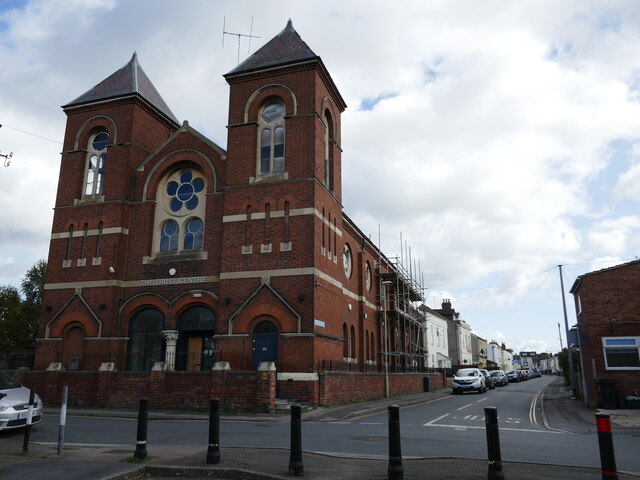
(1, 376), (639, 480)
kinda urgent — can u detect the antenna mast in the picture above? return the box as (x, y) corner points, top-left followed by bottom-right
(0, 125), (13, 167)
(222, 17), (261, 66)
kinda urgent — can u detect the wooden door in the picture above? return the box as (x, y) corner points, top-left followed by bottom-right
(187, 336), (201, 371)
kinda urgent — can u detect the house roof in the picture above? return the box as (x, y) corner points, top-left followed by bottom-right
(64, 52), (179, 125)
(569, 258), (640, 293)
(224, 19), (318, 77)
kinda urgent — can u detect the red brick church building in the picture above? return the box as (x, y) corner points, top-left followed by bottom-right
(27, 21), (434, 410)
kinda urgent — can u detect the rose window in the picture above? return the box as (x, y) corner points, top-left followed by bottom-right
(166, 170), (205, 212)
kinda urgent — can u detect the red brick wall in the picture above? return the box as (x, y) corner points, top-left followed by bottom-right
(14, 369), (276, 412)
(572, 261), (640, 407)
(15, 369), (445, 410)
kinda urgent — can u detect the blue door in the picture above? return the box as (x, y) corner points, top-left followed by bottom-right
(252, 321), (278, 370)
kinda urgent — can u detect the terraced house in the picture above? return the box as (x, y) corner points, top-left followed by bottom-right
(24, 21), (439, 410)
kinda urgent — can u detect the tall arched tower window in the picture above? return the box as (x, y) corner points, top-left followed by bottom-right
(84, 130), (108, 198)
(257, 101), (285, 177)
(323, 109), (333, 189)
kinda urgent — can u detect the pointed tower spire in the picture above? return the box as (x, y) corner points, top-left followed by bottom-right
(224, 19), (318, 78)
(64, 53), (179, 125)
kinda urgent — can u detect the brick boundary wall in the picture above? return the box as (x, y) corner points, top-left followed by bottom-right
(318, 371), (447, 405)
(13, 369), (277, 412)
(13, 369), (449, 411)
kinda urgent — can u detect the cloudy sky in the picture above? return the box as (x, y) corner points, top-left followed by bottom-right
(2, 0), (640, 355)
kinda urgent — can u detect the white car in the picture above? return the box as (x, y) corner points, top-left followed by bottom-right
(452, 367), (486, 394)
(0, 371), (43, 430)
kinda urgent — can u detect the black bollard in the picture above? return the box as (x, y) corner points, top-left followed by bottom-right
(133, 398), (149, 461)
(206, 398), (221, 464)
(484, 406), (505, 479)
(22, 390), (35, 454)
(388, 405), (403, 480)
(596, 413), (618, 480)
(288, 404), (304, 476)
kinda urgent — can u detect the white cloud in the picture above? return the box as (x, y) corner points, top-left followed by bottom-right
(2, 0), (640, 353)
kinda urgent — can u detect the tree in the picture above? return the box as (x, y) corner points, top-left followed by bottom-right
(0, 260), (47, 361)
(0, 286), (25, 359)
(557, 347), (581, 386)
(21, 259), (46, 306)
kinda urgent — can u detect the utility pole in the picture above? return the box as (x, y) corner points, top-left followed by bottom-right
(558, 265), (577, 398)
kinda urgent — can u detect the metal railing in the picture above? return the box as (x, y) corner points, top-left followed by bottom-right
(316, 360), (448, 375)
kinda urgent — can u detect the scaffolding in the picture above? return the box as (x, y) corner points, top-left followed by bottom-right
(379, 255), (427, 369)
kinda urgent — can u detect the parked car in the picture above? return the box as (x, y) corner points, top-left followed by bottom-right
(531, 368), (542, 378)
(505, 369), (519, 382)
(490, 370), (508, 386)
(0, 370), (43, 430)
(452, 368), (486, 394)
(480, 369), (496, 390)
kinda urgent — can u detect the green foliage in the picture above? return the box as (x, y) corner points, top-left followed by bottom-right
(0, 260), (47, 359)
(557, 347), (581, 386)
(21, 259), (46, 306)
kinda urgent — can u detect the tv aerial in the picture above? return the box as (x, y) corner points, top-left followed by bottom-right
(222, 17), (260, 65)
(0, 124), (13, 167)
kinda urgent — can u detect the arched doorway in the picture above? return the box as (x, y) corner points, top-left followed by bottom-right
(176, 306), (216, 371)
(126, 308), (164, 371)
(61, 324), (85, 371)
(252, 320), (278, 370)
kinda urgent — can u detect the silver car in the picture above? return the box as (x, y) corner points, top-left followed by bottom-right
(0, 371), (43, 430)
(452, 367), (486, 394)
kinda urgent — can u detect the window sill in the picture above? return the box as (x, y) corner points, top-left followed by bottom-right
(143, 251), (208, 264)
(74, 196), (105, 205)
(250, 172), (289, 183)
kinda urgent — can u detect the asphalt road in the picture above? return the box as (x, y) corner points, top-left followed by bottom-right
(16, 375), (640, 474)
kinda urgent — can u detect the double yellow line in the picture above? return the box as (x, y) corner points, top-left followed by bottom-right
(529, 385), (544, 427)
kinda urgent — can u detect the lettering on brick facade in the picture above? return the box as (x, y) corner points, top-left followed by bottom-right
(140, 276), (207, 286)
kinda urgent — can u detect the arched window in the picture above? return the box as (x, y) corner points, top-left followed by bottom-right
(350, 325), (356, 360)
(153, 168), (206, 255)
(127, 308), (164, 371)
(365, 329), (370, 361)
(80, 223), (88, 260)
(66, 225), (74, 261)
(96, 221), (103, 258)
(184, 218), (203, 250)
(370, 332), (375, 363)
(323, 109), (333, 188)
(160, 220), (179, 252)
(257, 101), (285, 177)
(342, 323), (348, 358)
(84, 130), (108, 198)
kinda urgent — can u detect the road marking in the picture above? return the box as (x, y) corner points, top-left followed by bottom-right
(530, 386), (543, 427)
(359, 422), (383, 425)
(422, 423), (561, 434)
(456, 403), (473, 411)
(424, 413), (450, 425)
(476, 397), (488, 403)
(347, 394), (450, 422)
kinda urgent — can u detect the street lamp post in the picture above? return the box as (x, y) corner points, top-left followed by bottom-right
(558, 265), (577, 398)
